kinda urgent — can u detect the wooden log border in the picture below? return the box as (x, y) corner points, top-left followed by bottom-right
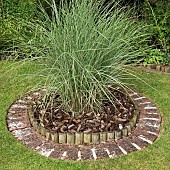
(27, 89), (140, 145)
(144, 64), (170, 73)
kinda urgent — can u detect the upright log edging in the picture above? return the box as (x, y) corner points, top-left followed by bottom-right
(28, 89), (140, 145)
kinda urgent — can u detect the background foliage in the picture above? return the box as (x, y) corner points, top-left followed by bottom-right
(0, 0), (36, 58)
(140, 0), (170, 65)
(105, 0), (170, 65)
(0, 0), (170, 64)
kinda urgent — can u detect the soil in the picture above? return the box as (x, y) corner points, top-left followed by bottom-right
(32, 90), (136, 133)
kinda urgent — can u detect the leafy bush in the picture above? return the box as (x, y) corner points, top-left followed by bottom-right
(1, 0), (36, 19)
(122, 0), (170, 66)
(138, 0), (170, 66)
(0, 0), (36, 57)
(143, 48), (169, 66)
(143, 1), (170, 50)
(12, 0), (148, 116)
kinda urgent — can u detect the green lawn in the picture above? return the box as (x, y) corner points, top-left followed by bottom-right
(0, 61), (170, 170)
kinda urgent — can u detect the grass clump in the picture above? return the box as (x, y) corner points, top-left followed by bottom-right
(12, 0), (149, 116)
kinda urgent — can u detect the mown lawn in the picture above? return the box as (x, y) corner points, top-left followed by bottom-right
(0, 61), (170, 170)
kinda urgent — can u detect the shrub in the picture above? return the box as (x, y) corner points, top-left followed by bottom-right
(136, 0), (170, 66)
(1, 0), (36, 19)
(0, 0), (36, 57)
(12, 0), (149, 116)
(143, 48), (169, 66)
(143, 1), (170, 50)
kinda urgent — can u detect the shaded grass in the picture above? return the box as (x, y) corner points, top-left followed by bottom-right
(0, 62), (170, 170)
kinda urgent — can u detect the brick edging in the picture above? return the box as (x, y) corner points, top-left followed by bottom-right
(6, 89), (161, 161)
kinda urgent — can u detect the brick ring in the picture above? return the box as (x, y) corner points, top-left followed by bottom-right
(6, 89), (161, 161)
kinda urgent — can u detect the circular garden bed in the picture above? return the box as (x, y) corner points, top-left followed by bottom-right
(6, 88), (161, 160)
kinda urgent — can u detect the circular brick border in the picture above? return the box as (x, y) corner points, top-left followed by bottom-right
(6, 89), (161, 161)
